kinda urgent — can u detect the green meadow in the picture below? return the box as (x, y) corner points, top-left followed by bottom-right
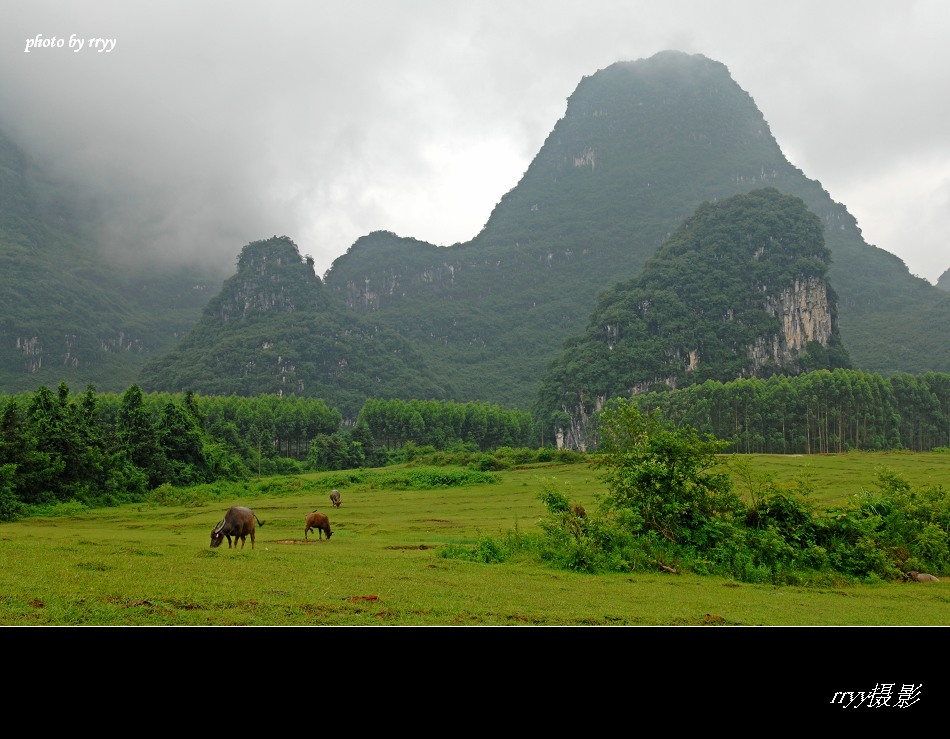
(0, 452), (948, 626)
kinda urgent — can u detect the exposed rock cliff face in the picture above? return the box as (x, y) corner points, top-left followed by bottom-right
(341, 261), (462, 310)
(14, 330), (148, 375)
(748, 276), (832, 373)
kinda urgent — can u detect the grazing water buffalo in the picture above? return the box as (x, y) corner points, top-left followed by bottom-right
(305, 511), (333, 541)
(210, 505), (265, 549)
(330, 489), (341, 508)
(907, 570), (940, 582)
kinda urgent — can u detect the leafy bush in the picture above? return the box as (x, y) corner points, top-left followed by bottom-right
(593, 400), (741, 546)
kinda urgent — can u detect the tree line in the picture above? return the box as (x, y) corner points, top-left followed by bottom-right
(621, 369), (950, 454)
(2, 369), (948, 520)
(0, 383), (538, 519)
(356, 398), (536, 452)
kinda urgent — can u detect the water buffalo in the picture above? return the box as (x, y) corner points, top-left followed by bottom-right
(305, 510), (333, 541)
(330, 489), (341, 508)
(907, 570), (940, 582)
(210, 505), (265, 549)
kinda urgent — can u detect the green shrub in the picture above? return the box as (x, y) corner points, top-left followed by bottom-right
(469, 453), (510, 471)
(373, 467), (499, 489)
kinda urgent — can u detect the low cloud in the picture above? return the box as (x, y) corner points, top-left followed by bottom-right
(2, 1), (948, 282)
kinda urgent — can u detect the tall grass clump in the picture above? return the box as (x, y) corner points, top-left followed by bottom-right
(437, 518), (535, 564)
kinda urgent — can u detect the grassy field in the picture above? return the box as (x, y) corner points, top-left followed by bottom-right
(0, 452), (948, 626)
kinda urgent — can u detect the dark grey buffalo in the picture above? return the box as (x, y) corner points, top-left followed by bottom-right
(305, 511), (333, 541)
(330, 489), (341, 508)
(907, 570), (940, 582)
(210, 505), (265, 549)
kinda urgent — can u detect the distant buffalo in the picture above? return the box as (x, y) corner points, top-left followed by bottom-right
(330, 489), (341, 508)
(907, 570), (940, 582)
(211, 505), (265, 549)
(305, 511), (333, 541)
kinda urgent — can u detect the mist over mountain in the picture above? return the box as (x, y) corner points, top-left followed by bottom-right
(3, 51), (949, 420)
(0, 127), (223, 393)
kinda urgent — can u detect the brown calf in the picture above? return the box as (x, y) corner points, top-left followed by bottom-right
(330, 489), (341, 508)
(305, 511), (333, 541)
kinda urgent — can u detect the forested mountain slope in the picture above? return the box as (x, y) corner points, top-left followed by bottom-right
(0, 128), (221, 393)
(138, 236), (454, 414)
(320, 51), (950, 406)
(537, 188), (853, 448)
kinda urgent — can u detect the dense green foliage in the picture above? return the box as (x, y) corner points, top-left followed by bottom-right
(357, 397), (537, 451)
(539, 368), (950, 454)
(327, 466), (500, 490)
(443, 400), (950, 584)
(0, 384), (538, 520)
(2, 368), (948, 522)
(592, 401), (738, 549)
(0, 383), (248, 518)
(627, 368), (950, 454)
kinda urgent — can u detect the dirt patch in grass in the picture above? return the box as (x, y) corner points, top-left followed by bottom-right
(274, 539), (330, 544)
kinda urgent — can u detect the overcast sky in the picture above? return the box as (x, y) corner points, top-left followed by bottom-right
(2, 0), (948, 283)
